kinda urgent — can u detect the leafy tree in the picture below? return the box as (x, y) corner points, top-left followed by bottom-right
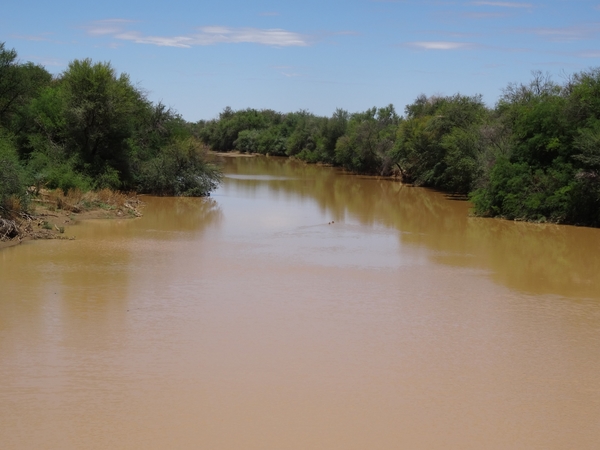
(0, 42), (52, 131)
(0, 133), (28, 216)
(59, 59), (145, 185)
(335, 105), (399, 175)
(392, 94), (488, 192)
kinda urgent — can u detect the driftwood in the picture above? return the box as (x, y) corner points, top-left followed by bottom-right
(123, 202), (142, 217)
(0, 218), (20, 241)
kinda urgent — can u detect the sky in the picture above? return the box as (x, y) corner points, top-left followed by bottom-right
(3, 0), (600, 121)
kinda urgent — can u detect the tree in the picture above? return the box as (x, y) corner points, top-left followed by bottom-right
(60, 59), (145, 185)
(0, 42), (51, 131)
(335, 105), (399, 175)
(392, 94), (488, 192)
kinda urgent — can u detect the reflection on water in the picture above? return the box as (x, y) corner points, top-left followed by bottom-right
(1, 155), (599, 450)
(140, 196), (222, 238)
(221, 156), (600, 299)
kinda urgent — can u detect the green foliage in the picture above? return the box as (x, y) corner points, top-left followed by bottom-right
(138, 138), (222, 196)
(471, 70), (600, 225)
(200, 108), (280, 151)
(200, 107), (348, 163)
(391, 94), (487, 193)
(0, 42), (221, 206)
(5, 39), (600, 227)
(0, 133), (28, 216)
(0, 43), (52, 130)
(196, 81), (600, 226)
(334, 105), (399, 175)
(438, 126), (481, 193)
(234, 129), (261, 153)
(59, 59), (145, 182)
(44, 163), (93, 192)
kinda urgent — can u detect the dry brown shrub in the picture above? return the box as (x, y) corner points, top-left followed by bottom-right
(4, 196), (22, 214)
(97, 188), (113, 203)
(46, 189), (64, 209)
(77, 188), (128, 209)
(35, 188), (139, 215)
(65, 188), (83, 205)
(95, 188), (127, 207)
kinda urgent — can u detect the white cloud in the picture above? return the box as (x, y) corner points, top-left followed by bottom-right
(470, 1), (532, 7)
(114, 32), (195, 48)
(193, 27), (309, 46)
(406, 41), (475, 50)
(85, 20), (311, 47)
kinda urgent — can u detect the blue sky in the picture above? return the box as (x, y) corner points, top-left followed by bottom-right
(3, 0), (600, 121)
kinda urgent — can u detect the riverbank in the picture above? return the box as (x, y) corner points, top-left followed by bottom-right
(0, 189), (143, 251)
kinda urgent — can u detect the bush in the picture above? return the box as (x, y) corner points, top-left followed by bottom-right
(0, 134), (28, 216)
(137, 138), (221, 196)
(44, 163), (92, 192)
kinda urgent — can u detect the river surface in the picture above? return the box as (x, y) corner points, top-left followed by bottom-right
(1, 155), (600, 449)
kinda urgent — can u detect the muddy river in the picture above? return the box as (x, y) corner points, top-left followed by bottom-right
(1, 155), (599, 449)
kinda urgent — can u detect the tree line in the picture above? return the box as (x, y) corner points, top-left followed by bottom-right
(0, 42), (220, 219)
(196, 71), (600, 227)
(3, 39), (599, 227)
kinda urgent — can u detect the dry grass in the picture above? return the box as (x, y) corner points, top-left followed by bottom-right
(40, 188), (139, 213)
(93, 188), (129, 207)
(1, 188), (143, 248)
(3, 196), (22, 216)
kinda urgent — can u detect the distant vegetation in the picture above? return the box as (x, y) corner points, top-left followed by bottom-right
(0, 42), (220, 219)
(196, 71), (600, 227)
(3, 40), (600, 227)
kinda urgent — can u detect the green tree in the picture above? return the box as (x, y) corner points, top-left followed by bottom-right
(392, 94), (488, 192)
(0, 133), (27, 217)
(60, 59), (146, 186)
(0, 42), (52, 131)
(335, 105), (399, 175)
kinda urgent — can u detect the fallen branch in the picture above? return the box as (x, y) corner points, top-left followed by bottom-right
(0, 218), (20, 241)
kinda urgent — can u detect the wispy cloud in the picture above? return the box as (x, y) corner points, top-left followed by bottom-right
(525, 23), (600, 42)
(417, 29), (481, 38)
(405, 41), (475, 50)
(24, 55), (65, 67)
(10, 33), (51, 42)
(270, 65), (305, 78)
(10, 32), (63, 44)
(85, 20), (311, 47)
(578, 51), (600, 58)
(86, 19), (136, 36)
(470, 1), (532, 7)
(462, 12), (509, 18)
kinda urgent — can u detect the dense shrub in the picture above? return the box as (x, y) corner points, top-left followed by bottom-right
(0, 42), (222, 209)
(138, 138), (221, 196)
(0, 134), (27, 216)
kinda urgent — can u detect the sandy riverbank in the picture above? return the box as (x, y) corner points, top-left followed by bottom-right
(0, 189), (143, 251)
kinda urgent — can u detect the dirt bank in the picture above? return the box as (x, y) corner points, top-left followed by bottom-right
(0, 189), (143, 251)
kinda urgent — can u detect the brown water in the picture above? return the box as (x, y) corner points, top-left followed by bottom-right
(1, 156), (600, 449)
